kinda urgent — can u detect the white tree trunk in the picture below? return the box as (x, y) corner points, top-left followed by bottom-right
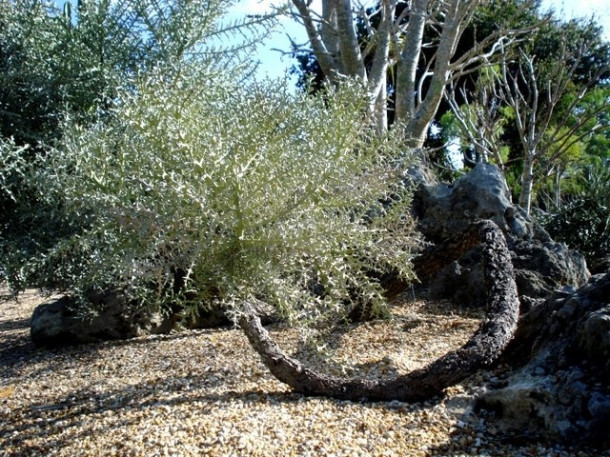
(291, 0), (486, 146)
(321, 0), (340, 67)
(519, 153), (535, 215)
(394, 0), (428, 128)
(335, 0), (366, 79)
(373, 77), (388, 133)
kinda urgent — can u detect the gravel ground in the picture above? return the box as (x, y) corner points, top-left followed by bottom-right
(0, 288), (603, 457)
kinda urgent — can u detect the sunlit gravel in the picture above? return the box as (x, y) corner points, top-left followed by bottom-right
(0, 289), (600, 456)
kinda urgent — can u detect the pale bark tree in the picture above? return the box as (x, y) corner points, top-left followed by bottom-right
(444, 70), (509, 169)
(495, 43), (608, 214)
(442, 28), (609, 215)
(289, 0), (534, 147)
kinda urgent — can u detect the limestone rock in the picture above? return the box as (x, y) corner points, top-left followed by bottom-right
(414, 162), (531, 241)
(30, 290), (172, 346)
(414, 163), (589, 308)
(475, 272), (610, 447)
(30, 288), (279, 346)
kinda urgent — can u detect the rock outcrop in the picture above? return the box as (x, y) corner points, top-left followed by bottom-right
(30, 288), (276, 346)
(475, 272), (610, 448)
(413, 163), (590, 309)
(30, 289), (174, 346)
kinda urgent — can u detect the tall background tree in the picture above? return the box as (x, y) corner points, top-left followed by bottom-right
(290, 0), (609, 268)
(445, 18), (610, 214)
(289, 0), (537, 146)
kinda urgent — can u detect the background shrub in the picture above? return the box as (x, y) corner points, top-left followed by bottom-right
(538, 162), (610, 272)
(0, 0), (275, 296)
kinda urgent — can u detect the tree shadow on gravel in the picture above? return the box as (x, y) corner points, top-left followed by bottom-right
(0, 326), (225, 368)
(0, 316), (30, 332)
(1, 355), (439, 457)
(0, 302), (482, 456)
(0, 317), (36, 377)
(287, 325), (403, 380)
(1, 339), (102, 377)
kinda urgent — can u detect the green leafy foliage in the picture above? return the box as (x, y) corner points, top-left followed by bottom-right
(0, 138), (84, 292)
(0, 0), (135, 145)
(538, 162), (610, 270)
(32, 70), (418, 325)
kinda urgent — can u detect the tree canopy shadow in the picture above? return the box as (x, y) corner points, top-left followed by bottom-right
(1, 361), (441, 456)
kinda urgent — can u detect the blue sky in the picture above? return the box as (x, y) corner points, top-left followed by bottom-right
(226, 0), (610, 81)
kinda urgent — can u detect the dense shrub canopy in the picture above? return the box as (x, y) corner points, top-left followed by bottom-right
(539, 163), (610, 270)
(33, 69), (419, 325)
(0, 0), (276, 295)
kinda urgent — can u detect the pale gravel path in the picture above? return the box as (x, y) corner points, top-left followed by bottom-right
(0, 289), (599, 457)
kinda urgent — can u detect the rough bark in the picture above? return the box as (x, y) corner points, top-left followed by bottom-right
(239, 220), (519, 402)
(381, 219), (491, 302)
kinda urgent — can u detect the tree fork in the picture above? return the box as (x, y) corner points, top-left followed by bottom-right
(239, 220), (519, 402)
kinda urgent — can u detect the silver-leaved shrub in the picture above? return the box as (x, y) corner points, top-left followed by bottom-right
(44, 67), (420, 325)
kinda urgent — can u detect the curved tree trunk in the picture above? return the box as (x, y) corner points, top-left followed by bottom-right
(239, 220), (519, 402)
(382, 218), (503, 301)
